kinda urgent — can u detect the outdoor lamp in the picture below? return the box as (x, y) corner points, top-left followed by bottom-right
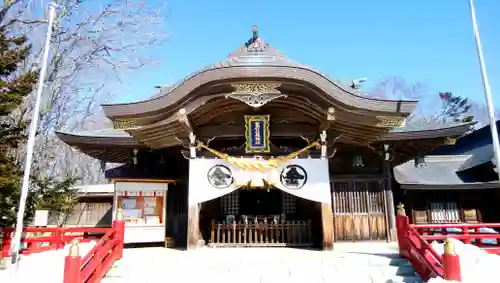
(352, 155), (364, 168)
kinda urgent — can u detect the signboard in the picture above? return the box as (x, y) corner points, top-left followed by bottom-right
(244, 115), (270, 153)
(116, 190), (165, 196)
(33, 210), (49, 227)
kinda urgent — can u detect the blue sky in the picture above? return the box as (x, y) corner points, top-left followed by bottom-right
(115, 0), (500, 108)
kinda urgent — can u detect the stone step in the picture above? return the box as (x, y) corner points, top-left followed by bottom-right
(101, 247), (422, 283)
(103, 265), (419, 282)
(365, 264), (417, 277)
(334, 254), (411, 267)
(102, 274), (423, 283)
(381, 275), (423, 283)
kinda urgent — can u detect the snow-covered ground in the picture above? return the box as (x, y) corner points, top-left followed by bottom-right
(102, 242), (421, 283)
(1, 241), (419, 283)
(3, 238), (497, 283)
(0, 241), (96, 283)
(427, 238), (500, 283)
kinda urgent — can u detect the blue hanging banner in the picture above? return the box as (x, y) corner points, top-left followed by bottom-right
(244, 115), (270, 153)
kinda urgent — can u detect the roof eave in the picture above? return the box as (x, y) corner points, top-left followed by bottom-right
(101, 66), (419, 119)
(400, 182), (500, 190)
(378, 123), (473, 141)
(55, 131), (140, 148)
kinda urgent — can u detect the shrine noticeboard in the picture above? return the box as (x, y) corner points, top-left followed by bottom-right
(244, 115), (270, 153)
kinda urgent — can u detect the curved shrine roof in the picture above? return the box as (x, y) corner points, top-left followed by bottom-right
(101, 27), (418, 119)
(55, 26), (476, 163)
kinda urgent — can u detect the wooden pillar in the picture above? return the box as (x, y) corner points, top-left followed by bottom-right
(321, 202), (334, 250)
(383, 160), (397, 242)
(187, 203), (201, 250)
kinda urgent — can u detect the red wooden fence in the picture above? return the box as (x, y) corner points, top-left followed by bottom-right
(0, 209), (125, 283)
(1, 227), (109, 257)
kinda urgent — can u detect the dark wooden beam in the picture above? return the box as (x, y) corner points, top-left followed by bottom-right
(194, 122), (385, 145)
(196, 123), (318, 139)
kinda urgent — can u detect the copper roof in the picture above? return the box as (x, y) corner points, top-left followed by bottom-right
(394, 155), (500, 190)
(100, 26), (417, 119)
(55, 26), (476, 162)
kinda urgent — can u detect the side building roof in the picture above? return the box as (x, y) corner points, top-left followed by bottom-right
(394, 155), (500, 190)
(431, 119), (499, 173)
(394, 121), (500, 190)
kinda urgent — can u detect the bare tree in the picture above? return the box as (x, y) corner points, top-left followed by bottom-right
(370, 76), (428, 101)
(5, 0), (168, 184)
(369, 76), (499, 127)
(368, 76), (438, 122)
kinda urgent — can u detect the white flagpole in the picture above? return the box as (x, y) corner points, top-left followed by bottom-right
(468, 0), (500, 181)
(10, 2), (57, 271)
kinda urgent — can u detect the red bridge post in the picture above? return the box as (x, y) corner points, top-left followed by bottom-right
(395, 203), (409, 258)
(1, 229), (12, 261)
(63, 239), (82, 283)
(112, 208), (125, 259)
(442, 237), (462, 282)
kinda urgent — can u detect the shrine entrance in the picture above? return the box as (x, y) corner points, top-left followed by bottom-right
(239, 189), (282, 216)
(202, 189), (318, 248)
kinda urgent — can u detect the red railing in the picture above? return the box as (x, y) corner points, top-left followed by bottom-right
(410, 223), (500, 254)
(0, 210), (125, 283)
(1, 227), (110, 257)
(64, 217), (124, 283)
(396, 204), (500, 282)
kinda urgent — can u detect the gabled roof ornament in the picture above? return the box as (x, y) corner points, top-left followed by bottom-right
(244, 25), (267, 52)
(228, 25), (282, 58)
(252, 25), (259, 41)
(245, 25), (259, 48)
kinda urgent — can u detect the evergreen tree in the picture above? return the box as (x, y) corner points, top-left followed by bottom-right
(33, 176), (79, 226)
(438, 92), (474, 123)
(0, 26), (37, 227)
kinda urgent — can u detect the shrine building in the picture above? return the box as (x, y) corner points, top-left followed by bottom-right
(56, 26), (476, 250)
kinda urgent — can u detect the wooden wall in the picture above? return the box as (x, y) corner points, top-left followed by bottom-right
(400, 189), (500, 224)
(50, 196), (113, 227)
(331, 177), (388, 241)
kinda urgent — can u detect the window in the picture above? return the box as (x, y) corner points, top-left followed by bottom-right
(118, 193), (165, 225)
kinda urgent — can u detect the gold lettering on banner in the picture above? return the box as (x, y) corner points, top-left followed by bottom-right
(253, 121), (261, 145)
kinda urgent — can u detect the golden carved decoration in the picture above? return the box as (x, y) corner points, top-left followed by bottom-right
(444, 137), (456, 145)
(227, 83), (285, 108)
(231, 83), (281, 95)
(375, 116), (406, 128)
(112, 119), (137, 129)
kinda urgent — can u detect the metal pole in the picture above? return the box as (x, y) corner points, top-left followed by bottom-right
(10, 2), (57, 269)
(468, 0), (500, 181)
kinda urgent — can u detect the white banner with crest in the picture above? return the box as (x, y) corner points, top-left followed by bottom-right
(188, 158), (331, 205)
